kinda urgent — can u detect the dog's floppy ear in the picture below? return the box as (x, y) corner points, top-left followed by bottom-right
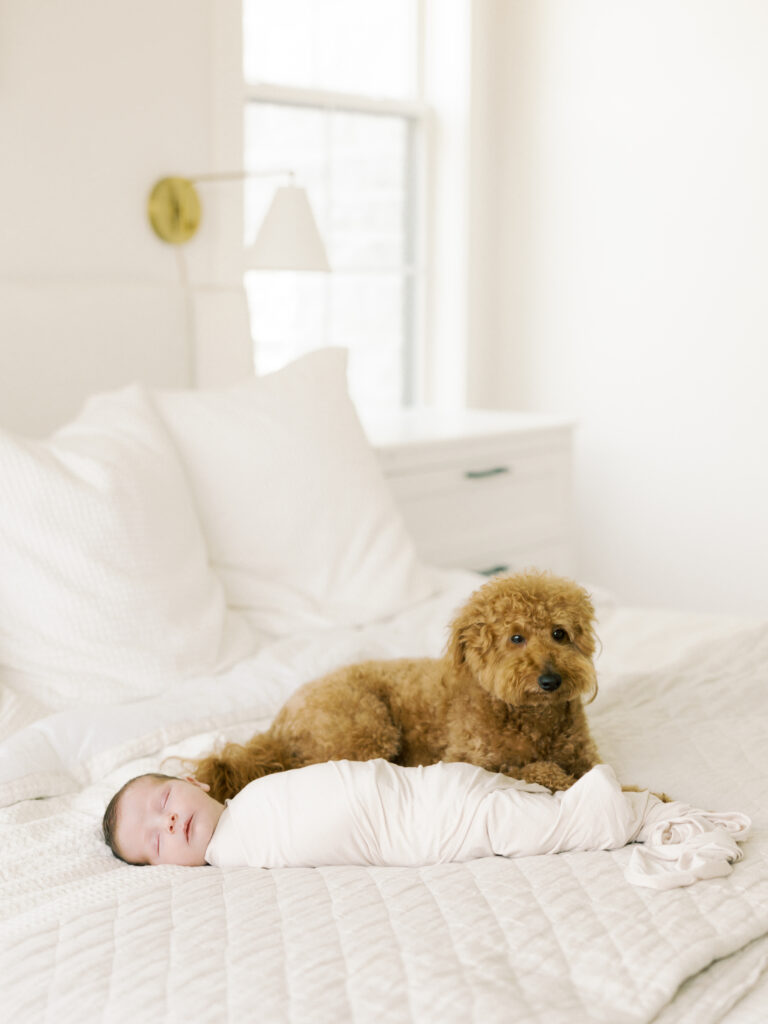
(447, 603), (494, 675)
(448, 618), (471, 674)
(570, 586), (597, 659)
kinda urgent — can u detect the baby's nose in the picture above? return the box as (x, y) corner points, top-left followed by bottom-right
(167, 812), (178, 833)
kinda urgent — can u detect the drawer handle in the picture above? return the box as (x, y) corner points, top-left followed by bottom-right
(464, 466), (511, 480)
(478, 564), (510, 576)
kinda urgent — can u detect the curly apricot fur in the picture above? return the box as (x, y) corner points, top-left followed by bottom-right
(189, 571), (604, 802)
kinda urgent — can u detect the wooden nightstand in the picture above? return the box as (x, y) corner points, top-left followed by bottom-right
(362, 409), (576, 577)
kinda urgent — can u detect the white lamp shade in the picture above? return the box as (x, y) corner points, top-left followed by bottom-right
(247, 185), (331, 272)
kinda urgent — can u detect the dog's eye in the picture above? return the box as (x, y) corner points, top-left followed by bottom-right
(552, 628), (570, 643)
(510, 634), (526, 645)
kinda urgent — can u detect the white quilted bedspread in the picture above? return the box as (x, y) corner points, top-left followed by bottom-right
(1, 576), (768, 1024)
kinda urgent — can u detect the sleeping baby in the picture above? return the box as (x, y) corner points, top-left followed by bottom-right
(102, 759), (750, 890)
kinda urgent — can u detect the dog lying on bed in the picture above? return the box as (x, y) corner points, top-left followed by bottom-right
(191, 571), (603, 802)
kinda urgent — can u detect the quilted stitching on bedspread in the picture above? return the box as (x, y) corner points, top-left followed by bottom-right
(2, 624), (768, 1023)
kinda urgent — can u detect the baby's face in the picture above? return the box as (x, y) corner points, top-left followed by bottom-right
(115, 776), (224, 866)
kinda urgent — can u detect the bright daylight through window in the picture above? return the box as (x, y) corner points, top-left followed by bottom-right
(242, 0), (423, 408)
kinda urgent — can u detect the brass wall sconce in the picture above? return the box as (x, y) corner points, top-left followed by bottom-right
(147, 171), (330, 271)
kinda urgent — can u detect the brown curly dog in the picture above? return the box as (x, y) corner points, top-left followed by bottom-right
(191, 571), (603, 802)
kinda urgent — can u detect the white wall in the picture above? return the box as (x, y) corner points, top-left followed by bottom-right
(474, 0), (768, 615)
(0, 0), (252, 437)
(3, 0), (766, 616)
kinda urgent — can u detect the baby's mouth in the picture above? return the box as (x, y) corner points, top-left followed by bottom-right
(185, 815), (192, 843)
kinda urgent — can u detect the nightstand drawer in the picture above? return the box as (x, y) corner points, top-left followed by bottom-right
(470, 539), (574, 577)
(386, 449), (570, 573)
(363, 408), (576, 576)
(387, 448), (567, 504)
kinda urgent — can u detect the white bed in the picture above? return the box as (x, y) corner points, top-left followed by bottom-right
(1, 350), (766, 1024)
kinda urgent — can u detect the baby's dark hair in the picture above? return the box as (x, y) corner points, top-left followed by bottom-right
(102, 772), (177, 864)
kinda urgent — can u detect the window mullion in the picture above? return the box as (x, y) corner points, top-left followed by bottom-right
(244, 80), (427, 121)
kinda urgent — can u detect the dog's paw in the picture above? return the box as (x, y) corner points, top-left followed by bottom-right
(622, 783), (673, 803)
(517, 760), (576, 791)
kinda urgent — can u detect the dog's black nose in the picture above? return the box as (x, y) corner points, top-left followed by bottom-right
(538, 672), (562, 692)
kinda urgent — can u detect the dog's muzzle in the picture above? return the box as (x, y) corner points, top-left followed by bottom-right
(538, 672), (562, 692)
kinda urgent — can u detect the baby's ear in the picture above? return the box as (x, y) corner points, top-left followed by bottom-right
(185, 775), (210, 792)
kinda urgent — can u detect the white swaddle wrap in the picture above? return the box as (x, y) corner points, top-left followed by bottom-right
(205, 760), (750, 889)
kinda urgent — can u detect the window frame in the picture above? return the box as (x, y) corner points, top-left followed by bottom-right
(210, 0), (473, 410)
(242, 79), (429, 405)
(208, 1), (430, 407)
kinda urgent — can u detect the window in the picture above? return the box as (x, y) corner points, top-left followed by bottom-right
(241, 0), (425, 408)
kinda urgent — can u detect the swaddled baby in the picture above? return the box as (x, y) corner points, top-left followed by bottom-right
(103, 760), (750, 890)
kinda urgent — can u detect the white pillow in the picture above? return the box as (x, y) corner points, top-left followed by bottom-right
(0, 385), (254, 708)
(154, 348), (439, 636)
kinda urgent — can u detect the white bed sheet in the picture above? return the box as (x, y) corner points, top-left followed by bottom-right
(1, 571), (767, 1023)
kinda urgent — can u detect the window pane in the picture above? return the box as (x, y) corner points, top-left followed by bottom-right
(243, 0), (417, 99)
(243, 102), (416, 409)
(244, 103), (411, 270)
(246, 271), (407, 408)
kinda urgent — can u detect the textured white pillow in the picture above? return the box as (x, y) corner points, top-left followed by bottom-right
(0, 386), (253, 708)
(155, 349), (439, 636)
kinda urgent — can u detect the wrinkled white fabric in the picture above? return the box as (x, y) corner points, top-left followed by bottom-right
(625, 797), (751, 889)
(205, 760), (750, 888)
